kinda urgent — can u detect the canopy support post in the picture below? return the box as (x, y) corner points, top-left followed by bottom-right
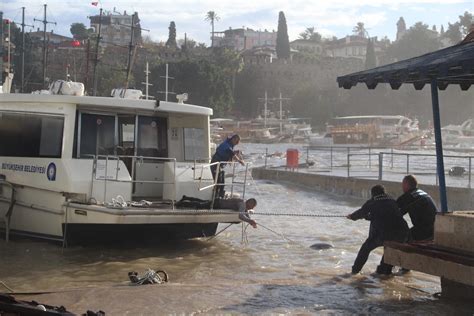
(430, 80), (448, 213)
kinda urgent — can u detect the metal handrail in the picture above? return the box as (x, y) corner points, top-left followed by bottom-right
(85, 154), (177, 204)
(197, 161), (250, 201)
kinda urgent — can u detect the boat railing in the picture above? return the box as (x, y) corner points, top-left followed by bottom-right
(196, 161), (249, 207)
(85, 154), (177, 206)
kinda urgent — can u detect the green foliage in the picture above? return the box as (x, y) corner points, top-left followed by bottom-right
(166, 21), (177, 48)
(365, 38), (376, 69)
(443, 22), (462, 44)
(458, 11), (473, 35)
(276, 11), (290, 59)
(386, 22), (441, 61)
(149, 48), (240, 116)
(299, 27), (322, 42)
(353, 22), (367, 37)
(70, 23), (92, 40)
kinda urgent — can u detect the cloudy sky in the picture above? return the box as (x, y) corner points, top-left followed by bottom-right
(2, 0), (473, 44)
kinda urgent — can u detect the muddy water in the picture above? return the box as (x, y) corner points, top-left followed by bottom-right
(1, 179), (473, 314)
(1, 143), (473, 314)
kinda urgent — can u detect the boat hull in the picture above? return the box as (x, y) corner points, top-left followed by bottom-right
(62, 222), (219, 245)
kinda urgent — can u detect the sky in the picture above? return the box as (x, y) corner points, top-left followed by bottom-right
(1, 0), (473, 44)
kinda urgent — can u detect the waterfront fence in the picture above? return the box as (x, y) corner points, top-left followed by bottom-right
(261, 146), (474, 189)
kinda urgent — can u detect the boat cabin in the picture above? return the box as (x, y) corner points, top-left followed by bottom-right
(0, 94), (215, 206)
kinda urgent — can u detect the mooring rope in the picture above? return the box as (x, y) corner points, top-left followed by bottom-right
(252, 212), (346, 218)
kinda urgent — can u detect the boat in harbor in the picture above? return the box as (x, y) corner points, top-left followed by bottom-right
(309, 115), (421, 147)
(441, 119), (474, 148)
(0, 88), (245, 245)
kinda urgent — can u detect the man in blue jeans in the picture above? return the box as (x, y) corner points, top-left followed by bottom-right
(347, 185), (409, 275)
(210, 135), (245, 198)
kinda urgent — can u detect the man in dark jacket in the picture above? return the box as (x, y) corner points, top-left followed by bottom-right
(396, 175), (438, 241)
(347, 185), (409, 275)
(210, 135), (245, 198)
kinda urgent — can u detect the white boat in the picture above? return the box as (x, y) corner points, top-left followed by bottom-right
(309, 115), (420, 147)
(0, 93), (244, 244)
(442, 119), (474, 148)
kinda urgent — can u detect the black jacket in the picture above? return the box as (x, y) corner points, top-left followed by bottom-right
(396, 189), (438, 241)
(350, 194), (409, 242)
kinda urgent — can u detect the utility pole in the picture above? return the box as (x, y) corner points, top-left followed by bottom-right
(34, 4), (56, 89)
(125, 13), (136, 87)
(84, 39), (90, 91)
(20, 7), (33, 92)
(0, 11), (4, 79)
(92, 8), (102, 96)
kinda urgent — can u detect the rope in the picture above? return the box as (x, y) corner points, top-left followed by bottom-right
(252, 212), (346, 218)
(207, 223), (234, 241)
(0, 280), (14, 292)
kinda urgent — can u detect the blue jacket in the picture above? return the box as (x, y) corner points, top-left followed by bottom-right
(212, 138), (235, 163)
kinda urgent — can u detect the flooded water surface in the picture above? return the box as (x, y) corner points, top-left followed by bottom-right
(0, 158), (473, 314)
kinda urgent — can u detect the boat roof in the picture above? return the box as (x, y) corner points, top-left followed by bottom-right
(210, 118), (234, 122)
(0, 94), (213, 116)
(333, 115), (409, 120)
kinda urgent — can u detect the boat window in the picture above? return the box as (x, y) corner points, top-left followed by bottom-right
(137, 116), (167, 157)
(0, 112), (64, 158)
(118, 116), (136, 156)
(184, 128), (206, 161)
(79, 113), (116, 157)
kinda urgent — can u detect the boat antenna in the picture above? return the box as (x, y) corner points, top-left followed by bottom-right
(34, 4), (56, 89)
(157, 63), (176, 101)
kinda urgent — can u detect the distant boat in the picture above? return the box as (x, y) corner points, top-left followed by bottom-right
(309, 115), (420, 147)
(442, 119), (474, 148)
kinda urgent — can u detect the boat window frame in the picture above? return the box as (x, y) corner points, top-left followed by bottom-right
(0, 110), (65, 158)
(76, 110), (119, 159)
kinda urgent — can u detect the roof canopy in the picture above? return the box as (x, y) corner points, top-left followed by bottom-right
(337, 40), (474, 91)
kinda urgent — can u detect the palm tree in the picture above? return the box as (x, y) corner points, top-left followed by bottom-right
(353, 22), (368, 38)
(205, 11), (220, 47)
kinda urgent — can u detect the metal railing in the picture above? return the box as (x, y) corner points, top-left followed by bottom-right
(87, 154), (177, 204)
(197, 161), (250, 207)
(261, 145), (474, 188)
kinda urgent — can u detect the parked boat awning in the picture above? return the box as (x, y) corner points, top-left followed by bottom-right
(337, 40), (474, 91)
(335, 32), (474, 214)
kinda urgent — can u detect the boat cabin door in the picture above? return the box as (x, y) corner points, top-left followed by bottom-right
(131, 116), (168, 200)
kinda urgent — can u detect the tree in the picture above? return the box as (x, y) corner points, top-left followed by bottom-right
(440, 25), (445, 35)
(205, 11), (220, 47)
(276, 11), (290, 59)
(365, 38), (376, 69)
(298, 27), (322, 42)
(444, 22), (462, 44)
(70, 23), (92, 40)
(166, 21), (177, 48)
(458, 11), (473, 36)
(396, 17), (407, 40)
(353, 22), (367, 38)
(386, 22), (441, 61)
